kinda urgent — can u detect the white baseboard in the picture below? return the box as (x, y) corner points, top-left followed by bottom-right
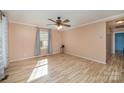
(65, 51), (106, 64)
(9, 51), (106, 64)
(9, 52), (60, 63)
(9, 55), (43, 63)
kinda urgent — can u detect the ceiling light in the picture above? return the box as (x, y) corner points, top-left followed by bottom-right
(116, 20), (124, 24)
(56, 25), (62, 30)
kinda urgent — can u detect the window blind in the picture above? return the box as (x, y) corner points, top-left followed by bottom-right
(40, 31), (48, 41)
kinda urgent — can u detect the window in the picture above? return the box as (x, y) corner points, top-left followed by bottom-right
(40, 31), (48, 49)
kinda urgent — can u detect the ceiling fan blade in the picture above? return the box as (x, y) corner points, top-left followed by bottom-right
(48, 18), (56, 23)
(63, 19), (70, 23)
(61, 23), (71, 27)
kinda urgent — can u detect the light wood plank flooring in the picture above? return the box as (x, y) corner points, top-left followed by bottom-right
(1, 54), (124, 83)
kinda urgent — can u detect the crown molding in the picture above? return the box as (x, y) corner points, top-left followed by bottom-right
(63, 13), (124, 31)
(9, 13), (124, 31)
(9, 20), (50, 30)
(9, 20), (37, 27)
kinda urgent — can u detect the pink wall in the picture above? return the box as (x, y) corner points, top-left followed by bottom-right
(62, 22), (106, 64)
(9, 22), (107, 64)
(9, 23), (61, 62)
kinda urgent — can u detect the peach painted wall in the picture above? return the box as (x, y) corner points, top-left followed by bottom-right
(52, 30), (62, 54)
(9, 23), (61, 62)
(62, 22), (106, 64)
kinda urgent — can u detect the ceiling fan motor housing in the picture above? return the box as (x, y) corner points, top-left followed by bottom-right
(57, 17), (61, 19)
(57, 17), (62, 26)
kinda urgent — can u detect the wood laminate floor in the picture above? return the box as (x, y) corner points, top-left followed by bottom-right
(1, 54), (124, 83)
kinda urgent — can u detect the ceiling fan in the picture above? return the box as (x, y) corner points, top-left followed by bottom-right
(47, 17), (71, 30)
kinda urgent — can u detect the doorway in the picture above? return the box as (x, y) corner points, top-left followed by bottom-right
(114, 32), (124, 55)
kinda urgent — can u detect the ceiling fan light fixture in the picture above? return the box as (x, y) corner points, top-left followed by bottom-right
(56, 25), (62, 30)
(116, 20), (124, 24)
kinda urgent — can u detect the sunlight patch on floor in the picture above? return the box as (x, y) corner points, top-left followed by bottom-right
(27, 58), (48, 82)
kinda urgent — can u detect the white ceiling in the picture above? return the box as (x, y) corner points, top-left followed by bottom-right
(5, 10), (124, 29)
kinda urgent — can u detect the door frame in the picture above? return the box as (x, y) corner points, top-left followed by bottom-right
(112, 31), (124, 54)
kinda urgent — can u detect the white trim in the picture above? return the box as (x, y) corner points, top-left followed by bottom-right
(9, 20), (49, 30)
(65, 51), (106, 64)
(113, 32), (115, 54)
(9, 52), (60, 63)
(64, 13), (124, 31)
(112, 31), (124, 54)
(9, 55), (44, 63)
(9, 20), (37, 27)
